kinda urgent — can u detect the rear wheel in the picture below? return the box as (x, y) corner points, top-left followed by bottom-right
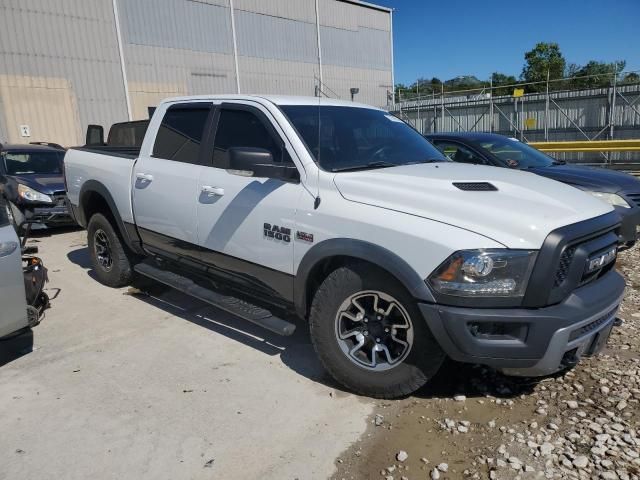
(309, 263), (445, 398)
(87, 213), (133, 287)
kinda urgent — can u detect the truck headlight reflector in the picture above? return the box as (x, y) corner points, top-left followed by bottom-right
(588, 192), (630, 209)
(18, 184), (53, 203)
(429, 250), (537, 298)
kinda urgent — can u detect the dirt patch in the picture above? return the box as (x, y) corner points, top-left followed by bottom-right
(334, 245), (640, 480)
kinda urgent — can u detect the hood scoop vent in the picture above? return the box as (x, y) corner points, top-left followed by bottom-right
(453, 182), (498, 191)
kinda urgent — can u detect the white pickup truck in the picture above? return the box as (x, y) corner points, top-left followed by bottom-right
(64, 95), (625, 398)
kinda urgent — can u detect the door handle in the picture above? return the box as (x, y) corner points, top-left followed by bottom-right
(201, 186), (225, 196)
(136, 173), (154, 182)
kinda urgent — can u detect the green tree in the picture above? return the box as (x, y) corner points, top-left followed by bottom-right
(621, 72), (640, 85)
(491, 72), (518, 95)
(521, 42), (566, 91)
(569, 60), (626, 88)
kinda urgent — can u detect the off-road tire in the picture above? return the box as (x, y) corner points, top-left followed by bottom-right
(309, 262), (446, 399)
(87, 213), (133, 288)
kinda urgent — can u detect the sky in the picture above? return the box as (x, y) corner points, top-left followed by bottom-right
(372, 0), (640, 85)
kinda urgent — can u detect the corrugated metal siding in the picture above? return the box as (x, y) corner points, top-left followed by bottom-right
(0, 0), (393, 142)
(235, 11), (317, 63)
(234, 0), (316, 23)
(319, 0), (390, 30)
(323, 64), (391, 107)
(118, 0), (233, 54)
(0, 0), (128, 144)
(238, 57), (319, 96)
(320, 25), (390, 70)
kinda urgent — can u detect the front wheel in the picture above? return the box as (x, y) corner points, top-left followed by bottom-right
(309, 263), (445, 398)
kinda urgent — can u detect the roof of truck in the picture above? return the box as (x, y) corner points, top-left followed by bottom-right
(160, 94), (381, 110)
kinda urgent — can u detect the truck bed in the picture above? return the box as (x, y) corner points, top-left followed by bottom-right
(64, 147), (138, 225)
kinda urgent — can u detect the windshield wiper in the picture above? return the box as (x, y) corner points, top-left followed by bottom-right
(331, 161), (397, 172)
(331, 158), (442, 172)
(551, 160), (566, 165)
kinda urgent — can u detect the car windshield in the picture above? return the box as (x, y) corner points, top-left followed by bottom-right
(478, 137), (557, 169)
(280, 105), (446, 171)
(2, 151), (64, 175)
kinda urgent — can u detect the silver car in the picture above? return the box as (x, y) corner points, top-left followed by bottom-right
(0, 196), (29, 339)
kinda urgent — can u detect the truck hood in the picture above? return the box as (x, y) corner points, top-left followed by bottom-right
(9, 174), (65, 195)
(333, 163), (613, 248)
(528, 164), (640, 195)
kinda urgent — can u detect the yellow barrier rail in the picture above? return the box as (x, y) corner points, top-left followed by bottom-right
(529, 140), (640, 152)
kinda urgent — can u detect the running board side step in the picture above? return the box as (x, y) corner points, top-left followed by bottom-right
(134, 261), (296, 336)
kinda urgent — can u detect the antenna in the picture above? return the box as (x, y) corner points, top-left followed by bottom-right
(314, 77), (321, 209)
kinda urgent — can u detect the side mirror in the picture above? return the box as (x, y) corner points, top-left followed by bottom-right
(228, 147), (274, 178)
(227, 147), (299, 182)
(86, 124), (105, 146)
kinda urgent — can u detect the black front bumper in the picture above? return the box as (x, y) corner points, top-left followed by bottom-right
(420, 270), (625, 376)
(616, 205), (640, 245)
(20, 200), (75, 226)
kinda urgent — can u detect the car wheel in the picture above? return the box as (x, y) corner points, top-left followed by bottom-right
(87, 213), (133, 288)
(309, 262), (445, 398)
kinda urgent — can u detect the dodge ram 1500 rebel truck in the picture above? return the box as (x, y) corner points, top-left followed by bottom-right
(64, 96), (625, 398)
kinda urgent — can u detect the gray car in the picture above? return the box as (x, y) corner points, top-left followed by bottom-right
(0, 196), (29, 339)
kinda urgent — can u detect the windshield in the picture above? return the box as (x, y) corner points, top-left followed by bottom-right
(280, 106), (445, 171)
(2, 151), (64, 175)
(478, 137), (557, 169)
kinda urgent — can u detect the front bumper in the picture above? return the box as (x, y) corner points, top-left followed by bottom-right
(20, 200), (75, 226)
(419, 270), (625, 377)
(616, 205), (640, 245)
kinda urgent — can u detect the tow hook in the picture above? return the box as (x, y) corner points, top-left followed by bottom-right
(613, 317), (623, 327)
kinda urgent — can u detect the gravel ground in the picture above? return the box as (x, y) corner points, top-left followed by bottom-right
(333, 245), (640, 480)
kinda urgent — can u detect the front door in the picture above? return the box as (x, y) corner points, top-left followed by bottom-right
(196, 103), (303, 300)
(132, 102), (212, 260)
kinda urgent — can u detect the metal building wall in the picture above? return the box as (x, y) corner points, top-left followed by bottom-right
(0, 0), (393, 142)
(319, 0), (393, 106)
(0, 0), (128, 145)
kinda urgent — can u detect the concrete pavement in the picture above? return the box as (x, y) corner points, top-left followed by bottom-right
(0, 228), (372, 480)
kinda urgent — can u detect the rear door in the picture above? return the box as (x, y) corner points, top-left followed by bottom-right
(196, 103), (304, 300)
(0, 198), (28, 337)
(132, 102), (213, 260)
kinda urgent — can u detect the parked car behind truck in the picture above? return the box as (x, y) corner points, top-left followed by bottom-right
(0, 143), (75, 229)
(64, 95), (625, 398)
(426, 132), (640, 247)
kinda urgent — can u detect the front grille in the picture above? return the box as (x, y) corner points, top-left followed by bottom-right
(554, 246), (576, 287)
(626, 192), (640, 208)
(568, 306), (618, 342)
(551, 232), (618, 293)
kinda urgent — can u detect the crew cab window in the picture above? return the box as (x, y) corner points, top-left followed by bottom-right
(212, 109), (292, 169)
(152, 104), (211, 164)
(432, 141), (487, 165)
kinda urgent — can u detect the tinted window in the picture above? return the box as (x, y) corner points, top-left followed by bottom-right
(280, 106), (445, 171)
(152, 104), (211, 164)
(432, 141), (487, 165)
(108, 121), (149, 147)
(213, 109), (288, 169)
(1, 151), (64, 175)
(479, 137), (556, 169)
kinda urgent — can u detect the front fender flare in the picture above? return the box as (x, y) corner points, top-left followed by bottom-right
(294, 238), (436, 318)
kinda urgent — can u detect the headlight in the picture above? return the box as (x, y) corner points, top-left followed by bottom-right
(428, 249), (537, 298)
(0, 241), (19, 258)
(588, 191), (630, 209)
(18, 184), (53, 203)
